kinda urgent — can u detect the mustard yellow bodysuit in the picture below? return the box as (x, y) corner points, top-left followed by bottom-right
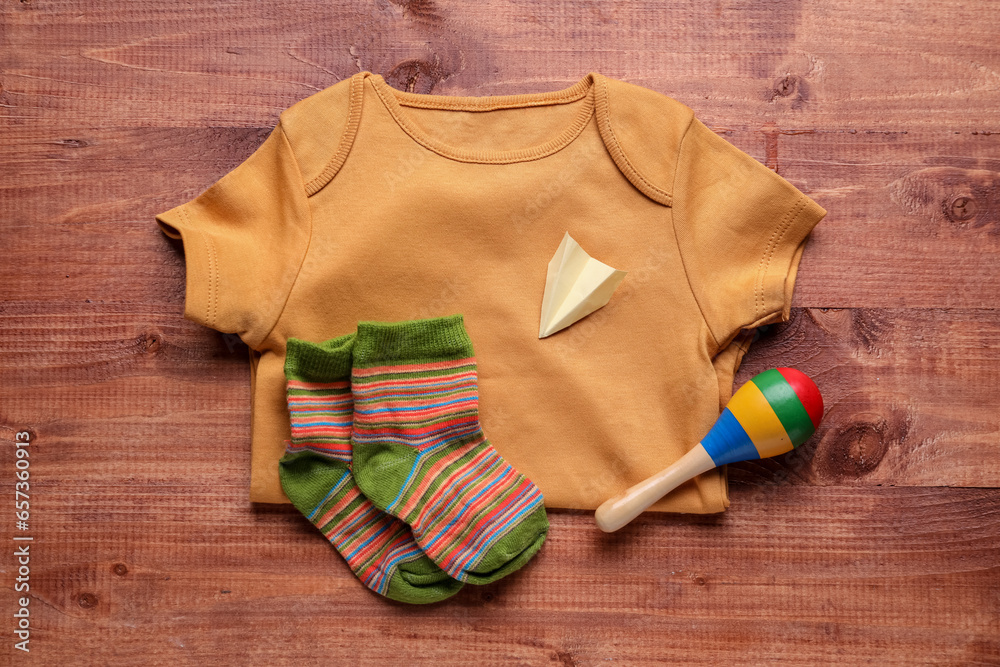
(155, 71), (826, 510)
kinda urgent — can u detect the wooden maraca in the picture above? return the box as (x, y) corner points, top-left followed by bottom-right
(595, 368), (823, 532)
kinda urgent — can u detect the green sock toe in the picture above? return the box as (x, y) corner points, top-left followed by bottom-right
(459, 504), (549, 585)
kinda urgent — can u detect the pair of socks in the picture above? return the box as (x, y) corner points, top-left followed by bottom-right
(278, 314), (549, 604)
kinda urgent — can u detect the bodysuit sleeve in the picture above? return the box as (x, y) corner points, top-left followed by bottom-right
(155, 119), (311, 350)
(671, 115), (826, 350)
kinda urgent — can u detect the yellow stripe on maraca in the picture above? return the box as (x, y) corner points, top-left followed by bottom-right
(726, 380), (794, 459)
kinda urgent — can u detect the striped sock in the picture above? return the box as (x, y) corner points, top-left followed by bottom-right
(277, 334), (463, 604)
(350, 315), (549, 584)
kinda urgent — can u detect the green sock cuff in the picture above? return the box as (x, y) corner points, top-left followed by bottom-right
(353, 314), (474, 367)
(284, 334), (355, 381)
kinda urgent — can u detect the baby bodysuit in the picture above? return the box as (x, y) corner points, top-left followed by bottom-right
(155, 71), (826, 510)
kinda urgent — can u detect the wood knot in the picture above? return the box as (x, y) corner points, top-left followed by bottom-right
(834, 420), (891, 474)
(774, 75), (798, 97)
(113, 563), (128, 577)
(78, 592), (98, 609)
(385, 59), (447, 94)
(816, 408), (910, 479)
(136, 331), (162, 354)
(767, 74), (809, 109)
(944, 194), (980, 224)
(889, 166), (999, 230)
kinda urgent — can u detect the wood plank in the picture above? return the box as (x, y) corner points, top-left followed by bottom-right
(0, 472), (995, 664)
(2, 302), (998, 489)
(2, 126), (1000, 309)
(2, 1), (999, 130)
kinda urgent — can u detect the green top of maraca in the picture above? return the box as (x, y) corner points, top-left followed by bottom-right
(755, 368), (824, 446)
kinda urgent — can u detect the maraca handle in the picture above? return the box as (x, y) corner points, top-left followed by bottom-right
(594, 444), (716, 533)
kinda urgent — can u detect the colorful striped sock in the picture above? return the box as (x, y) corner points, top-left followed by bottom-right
(350, 315), (549, 585)
(277, 334), (463, 604)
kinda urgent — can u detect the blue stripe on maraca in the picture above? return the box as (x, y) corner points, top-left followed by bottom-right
(700, 408), (760, 466)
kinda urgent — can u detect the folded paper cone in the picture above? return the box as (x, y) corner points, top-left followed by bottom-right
(539, 232), (627, 338)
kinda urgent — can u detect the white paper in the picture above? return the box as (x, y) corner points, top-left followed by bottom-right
(539, 232), (627, 338)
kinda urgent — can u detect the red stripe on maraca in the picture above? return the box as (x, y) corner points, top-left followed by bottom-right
(776, 368), (823, 430)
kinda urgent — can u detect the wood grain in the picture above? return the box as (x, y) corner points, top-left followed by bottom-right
(2, 0), (999, 664)
(0, 460), (995, 665)
(3, 1), (999, 130)
(4, 131), (1000, 309)
(2, 303), (998, 490)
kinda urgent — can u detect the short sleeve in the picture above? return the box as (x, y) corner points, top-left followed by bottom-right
(671, 116), (826, 349)
(155, 120), (312, 350)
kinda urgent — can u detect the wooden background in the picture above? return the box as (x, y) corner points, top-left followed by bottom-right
(2, 1), (999, 664)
